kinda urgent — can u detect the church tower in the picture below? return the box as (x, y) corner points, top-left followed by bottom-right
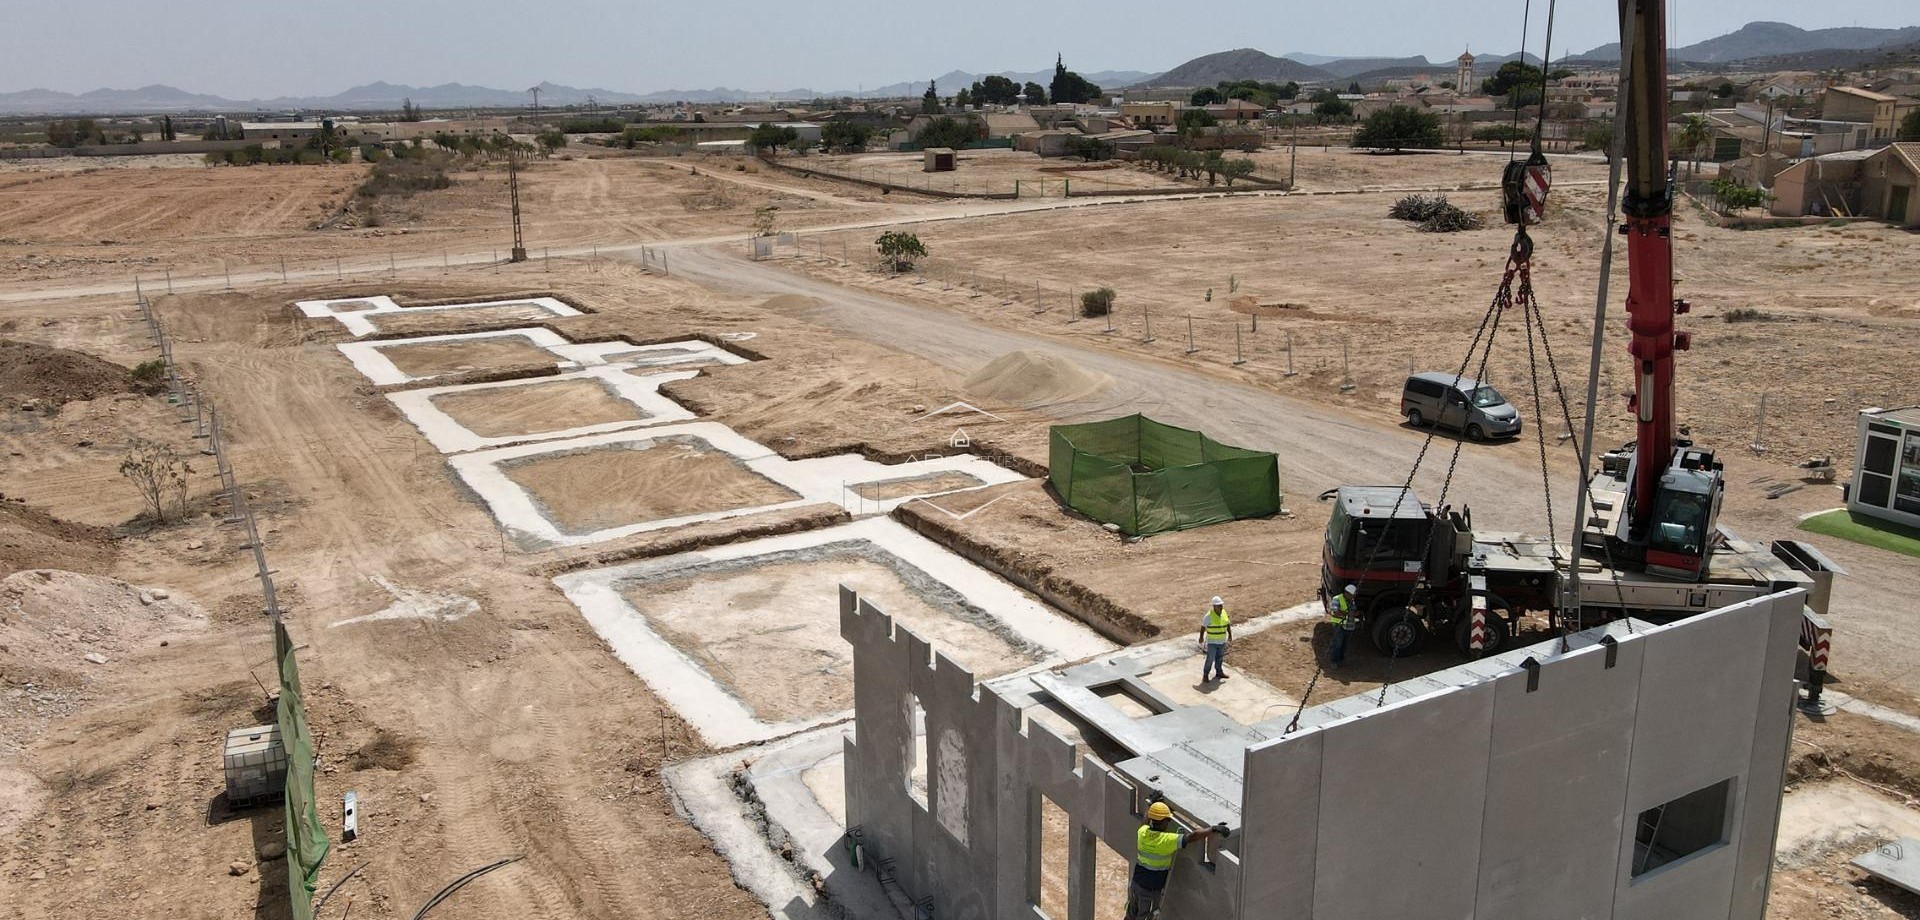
(1456, 49), (1476, 92)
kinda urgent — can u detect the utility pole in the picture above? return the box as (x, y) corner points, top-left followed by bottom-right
(508, 151), (528, 262)
(529, 86), (542, 119)
(1290, 118), (1298, 188)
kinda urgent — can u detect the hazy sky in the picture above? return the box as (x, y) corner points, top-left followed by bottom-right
(1, 0), (1912, 97)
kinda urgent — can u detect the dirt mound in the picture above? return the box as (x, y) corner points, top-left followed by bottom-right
(963, 350), (1112, 407)
(0, 498), (116, 576)
(758, 294), (825, 312)
(0, 340), (138, 409)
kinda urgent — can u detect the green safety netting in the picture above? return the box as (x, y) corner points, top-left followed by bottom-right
(1049, 414), (1281, 536)
(276, 619), (329, 920)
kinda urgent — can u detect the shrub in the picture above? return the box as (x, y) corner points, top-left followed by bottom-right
(1417, 205), (1484, 232)
(1080, 287), (1116, 318)
(1389, 194), (1450, 221)
(357, 155), (453, 198)
(875, 231), (927, 272)
(1723, 308), (1774, 323)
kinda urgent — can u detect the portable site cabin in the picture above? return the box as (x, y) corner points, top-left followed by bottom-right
(1851, 406), (1920, 528)
(923, 147), (956, 172)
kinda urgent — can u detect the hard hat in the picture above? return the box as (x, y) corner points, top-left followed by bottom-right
(1344, 584), (1358, 595)
(1210, 596), (1224, 607)
(1147, 801), (1172, 821)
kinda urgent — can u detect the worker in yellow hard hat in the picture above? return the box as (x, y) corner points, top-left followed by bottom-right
(1126, 799), (1229, 920)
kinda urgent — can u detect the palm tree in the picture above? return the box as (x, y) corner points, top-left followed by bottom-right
(1676, 114), (1712, 179)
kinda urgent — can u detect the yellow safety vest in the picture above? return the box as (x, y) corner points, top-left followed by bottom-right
(1137, 825), (1181, 871)
(1204, 609), (1230, 643)
(1328, 593), (1355, 626)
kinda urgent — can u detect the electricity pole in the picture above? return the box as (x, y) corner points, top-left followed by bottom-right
(508, 151), (528, 262)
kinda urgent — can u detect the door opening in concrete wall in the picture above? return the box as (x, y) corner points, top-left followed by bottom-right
(1033, 792), (1071, 920)
(906, 694), (928, 808)
(1633, 778), (1735, 878)
(1091, 829), (1130, 920)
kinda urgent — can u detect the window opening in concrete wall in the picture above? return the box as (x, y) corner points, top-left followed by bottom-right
(1633, 778), (1735, 878)
(1091, 830), (1131, 920)
(1033, 792), (1071, 920)
(906, 694), (928, 808)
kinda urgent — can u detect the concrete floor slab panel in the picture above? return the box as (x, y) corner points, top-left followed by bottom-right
(555, 518), (1111, 748)
(387, 366), (701, 453)
(297, 294), (581, 336)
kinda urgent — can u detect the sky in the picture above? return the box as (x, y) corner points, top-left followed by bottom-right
(1, 0), (1913, 98)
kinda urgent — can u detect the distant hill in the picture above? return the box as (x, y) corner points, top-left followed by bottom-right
(1136, 49), (1332, 88)
(1578, 21), (1920, 63)
(1312, 57), (1434, 80)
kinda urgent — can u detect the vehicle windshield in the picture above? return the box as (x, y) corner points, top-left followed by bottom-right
(1469, 386), (1506, 408)
(1649, 489), (1711, 554)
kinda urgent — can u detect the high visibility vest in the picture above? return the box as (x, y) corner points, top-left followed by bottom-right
(1328, 593), (1355, 626)
(1137, 826), (1181, 871)
(1204, 609), (1230, 643)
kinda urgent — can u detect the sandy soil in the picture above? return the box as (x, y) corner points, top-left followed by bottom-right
(620, 546), (1036, 723)
(849, 470), (985, 501)
(770, 156), (1919, 478)
(366, 302), (569, 336)
(374, 336), (559, 379)
(429, 378), (643, 439)
(502, 436), (800, 535)
(803, 147), (1180, 196)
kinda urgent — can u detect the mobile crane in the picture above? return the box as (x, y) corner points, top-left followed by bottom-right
(1318, 0), (1841, 668)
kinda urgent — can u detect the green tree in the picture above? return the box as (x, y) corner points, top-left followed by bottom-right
(916, 116), (979, 150)
(1023, 81), (1048, 106)
(977, 75), (1020, 105)
(922, 81), (943, 114)
(1472, 123), (1528, 147)
(160, 115), (175, 141)
(1583, 118), (1615, 154)
(1220, 157), (1255, 187)
(748, 122), (800, 153)
(1675, 114), (1712, 177)
(1049, 54), (1102, 105)
(1190, 87), (1225, 106)
(1897, 109), (1920, 142)
(1066, 135), (1110, 161)
(1709, 176), (1769, 213)
(1352, 105), (1443, 151)
(1481, 60), (1543, 98)
(400, 97), (423, 122)
(820, 119), (874, 152)
(46, 120), (78, 147)
(1312, 96), (1353, 122)
(875, 231), (927, 272)
(1079, 287), (1115, 318)
(955, 87), (973, 108)
(1347, 81), (1363, 95)
(536, 129), (568, 157)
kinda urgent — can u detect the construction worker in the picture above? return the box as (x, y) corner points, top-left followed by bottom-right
(1327, 584), (1359, 667)
(1199, 596), (1232, 682)
(1126, 800), (1228, 920)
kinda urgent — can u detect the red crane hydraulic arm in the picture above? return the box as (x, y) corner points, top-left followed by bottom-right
(1613, 0), (1722, 579)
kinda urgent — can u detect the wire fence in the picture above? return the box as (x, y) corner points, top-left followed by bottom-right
(767, 229), (1881, 464)
(135, 296), (331, 920)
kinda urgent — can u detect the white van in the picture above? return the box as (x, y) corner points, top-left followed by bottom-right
(1400, 372), (1522, 441)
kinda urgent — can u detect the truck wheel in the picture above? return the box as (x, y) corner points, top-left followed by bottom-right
(1453, 599), (1511, 656)
(1466, 423), (1486, 442)
(1370, 607), (1427, 657)
(1406, 408), (1425, 428)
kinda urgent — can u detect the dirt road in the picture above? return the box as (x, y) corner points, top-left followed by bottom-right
(660, 245), (1920, 706)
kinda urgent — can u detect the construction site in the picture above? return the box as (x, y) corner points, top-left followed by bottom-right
(7, 6), (1920, 920)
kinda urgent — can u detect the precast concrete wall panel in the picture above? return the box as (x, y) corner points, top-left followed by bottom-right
(1475, 636), (1645, 920)
(1238, 730), (1324, 919)
(1613, 598), (1771, 920)
(1312, 681), (1496, 920)
(1729, 596), (1805, 919)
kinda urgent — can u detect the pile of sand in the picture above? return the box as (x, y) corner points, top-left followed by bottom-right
(0, 499), (116, 575)
(759, 294), (825, 312)
(963, 350), (1113, 408)
(0, 340), (138, 409)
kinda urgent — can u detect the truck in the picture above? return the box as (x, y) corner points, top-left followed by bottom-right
(1317, 0), (1842, 670)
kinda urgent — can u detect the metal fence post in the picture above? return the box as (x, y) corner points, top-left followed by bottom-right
(1284, 331), (1297, 377)
(1186, 315), (1198, 354)
(1235, 323), (1247, 365)
(1752, 393), (1769, 453)
(165, 268), (173, 294)
(1143, 306), (1155, 343)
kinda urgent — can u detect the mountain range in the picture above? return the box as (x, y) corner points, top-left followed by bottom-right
(3, 20), (1915, 116)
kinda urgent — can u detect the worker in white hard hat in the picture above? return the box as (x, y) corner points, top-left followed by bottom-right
(1199, 596), (1232, 683)
(1126, 799), (1229, 920)
(1327, 584), (1360, 667)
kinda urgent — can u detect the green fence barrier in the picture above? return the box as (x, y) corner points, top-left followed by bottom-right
(1049, 414), (1281, 536)
(276, 619), (329, 920)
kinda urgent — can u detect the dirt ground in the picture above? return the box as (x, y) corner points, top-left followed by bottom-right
(429, 378), (644, 438)
(803, 148), (1181, 196)
(2, 135), (1916, 920)
(770, 152), (1918, 476)
(622, 547), (1036, 723)
(374, 335), (562, 379)
(501, 437), (801, 535)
